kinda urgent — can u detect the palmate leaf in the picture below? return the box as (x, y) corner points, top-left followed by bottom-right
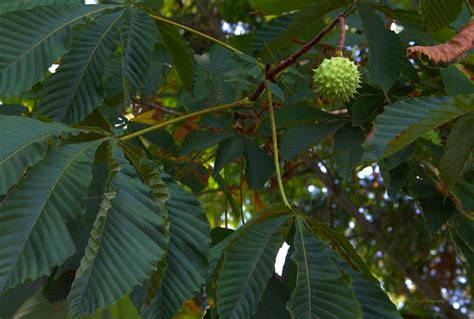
(122, 8), (157, 95)
(0, 0), (80, 14)
(364, 94), (474, 161)
(67, 148), (168, 317)
(217, 213), (290, 319)
(38, 9), (126, 124)
(0, 141), (101, 293)
(0, 4), (115, 96)
(287, 216), (362, 319)
(142, 173), (210, 319)
(439, 112), (474, 190)
(0, 115), (81, 195)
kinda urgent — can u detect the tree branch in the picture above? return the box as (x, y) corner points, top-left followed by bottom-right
(306, 161), (464, 319)
(195, 0), (226, 39)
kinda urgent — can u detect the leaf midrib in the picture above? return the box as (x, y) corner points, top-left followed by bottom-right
(296, 218), (312, 317)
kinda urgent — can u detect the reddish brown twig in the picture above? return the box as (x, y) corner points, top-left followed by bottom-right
(248, 1), (357, 101)
(336, 15), (346, 53)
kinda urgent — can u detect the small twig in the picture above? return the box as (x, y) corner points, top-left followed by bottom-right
(336, 15), (346, 53)
(291, 37), (307, 45)
(248, 0), (357, 101)
(148, 14), (242, 55)
(133, 99), (182, 115)
(120, 98), (251, 141)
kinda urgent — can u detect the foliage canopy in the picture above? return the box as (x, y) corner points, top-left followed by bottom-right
(0, 0), (473, 318)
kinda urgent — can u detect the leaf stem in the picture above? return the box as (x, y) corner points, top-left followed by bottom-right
(336, 15), (346, 54)
(148, 13), (243, 55)
(466, 0), (473, 16)
(120, 98), (251, 141)
(266, 84), (291, 209)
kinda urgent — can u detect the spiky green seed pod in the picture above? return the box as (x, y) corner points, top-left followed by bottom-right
(312, 57), (361, 103)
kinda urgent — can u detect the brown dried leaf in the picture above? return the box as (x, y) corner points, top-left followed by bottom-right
(406, 21), (474, 66)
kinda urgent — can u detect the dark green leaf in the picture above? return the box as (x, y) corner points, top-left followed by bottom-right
(380, 162), (410, 199)
(364, 95), (474, 161)
(156, 22), (195, 92)
(419, 193), (456, 235)
(38, 10), (126, 124)
(67, 149), (168, 316)
(244, 138), (274, 189)
(421, 0), (464, 32)
(439, 112), (474, 190)
(253, 14), (293, 54)
(0, 116), (82, 195)
(0, 0), (80, 14)
(180, 130), (231, 155)
(142, 173), (210, 319)
(287, 216), (363, 319)
(358, 4), (404, 95)
(217, 214), (289, 319)
(334, 125), (365, 179)
(337, 262), (400, 319)
(0, 5), (114, 96)
(281, 122), (344, 161)
(351, 93), (384, 128)
(251, 278), (290, 319)
(213, 135), (245, 175)
(267, 82), (284, 101)
(0, 141), (101, 292)
(441, 65), (474, 96)
(123, 8), (157, 95)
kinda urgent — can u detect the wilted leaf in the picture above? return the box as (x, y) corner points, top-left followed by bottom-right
(406, 21), (474, 66)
